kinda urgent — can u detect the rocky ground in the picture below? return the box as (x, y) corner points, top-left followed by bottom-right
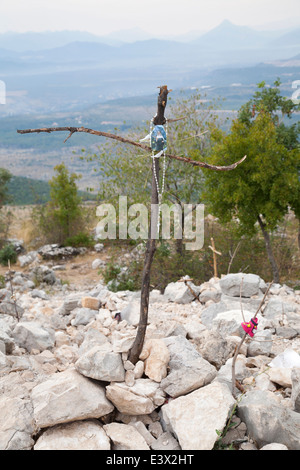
(0, 241), (300, 451)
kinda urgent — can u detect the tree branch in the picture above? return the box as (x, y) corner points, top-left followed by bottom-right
(17, 126), (246, 172)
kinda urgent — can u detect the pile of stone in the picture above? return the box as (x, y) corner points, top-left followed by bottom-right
(38, 244), (87, 260)
(0, 270), (300, 450)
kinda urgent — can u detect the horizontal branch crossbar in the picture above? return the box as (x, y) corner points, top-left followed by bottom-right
(17, 126), (246, 171)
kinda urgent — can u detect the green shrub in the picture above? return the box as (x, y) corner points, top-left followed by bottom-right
(0, 244), (17, 266)
(107, 276), (136, 293)
(101, 262), (138, 292)
(32, 163), (93, 246)
(102, 263), (121, 285)
(63, 232), (94, 248)
(0, 274), (5, 288)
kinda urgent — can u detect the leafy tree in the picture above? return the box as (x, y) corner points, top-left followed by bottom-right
(164, 92), (226, 252)
(240, 79), (300, 249)
(34, 163), (89, 245)
(0, 168), (12, 207)
(204, 81), (300, 282)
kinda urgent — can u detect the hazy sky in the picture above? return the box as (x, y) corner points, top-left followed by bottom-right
(1, 0), (300, 35)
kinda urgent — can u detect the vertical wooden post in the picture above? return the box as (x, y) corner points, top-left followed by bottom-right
(211, 237), (218, 278)
(128, 86), (170, 364)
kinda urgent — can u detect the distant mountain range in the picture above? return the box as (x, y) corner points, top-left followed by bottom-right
(192, 19), (281, 49)
(0, 30), (108, 51)
(0, 21), (299, 77)
(0, 19), (299, 119)
(271, 27), (300, 47)
(0, 19), (299, 192)
(0, 20), (299, 52)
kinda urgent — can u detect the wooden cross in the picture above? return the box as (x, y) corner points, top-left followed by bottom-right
(208, 237), (222, 278)
(17, 85), (246, 363)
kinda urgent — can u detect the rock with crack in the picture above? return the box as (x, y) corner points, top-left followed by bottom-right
(212, 309), (254, 337)
(106, 379), (166, 415)
(161, 381), (235, 450)
(219, 273), (262, 298)
(291, 367), (300, 412)
(12, 321), (55, 353)
(0, 396), (35, 450)
(103, 422), (149, 450)
(139, 339), (170, 383)
(160, 335), (217, 397)
(34, 419), (111, 450)
(247, 330), (273, 357)
(59, 293), (82, 316)
(71, 307), (98, 327)
(164, 278), (200, 304)
(31, 368), (114, 428)
(78, 328), (110, 355)
(75, 343), (125, 382)
(237, 390), (300, 450)
(195, 329), (236, 369)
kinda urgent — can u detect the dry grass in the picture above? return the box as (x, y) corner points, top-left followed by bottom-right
(2, 205), (36, 246)
(0, 205), (106, 289)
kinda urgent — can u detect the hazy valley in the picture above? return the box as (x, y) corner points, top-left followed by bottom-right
(0, 20), (299, 190)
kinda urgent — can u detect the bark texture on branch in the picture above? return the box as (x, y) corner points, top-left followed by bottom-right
(153, 85), (170, 125)
(17, 126), (246, 172)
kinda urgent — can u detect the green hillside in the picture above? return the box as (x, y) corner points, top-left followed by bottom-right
(6, 175), (96, 205)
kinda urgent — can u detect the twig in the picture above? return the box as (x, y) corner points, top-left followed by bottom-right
(63, 129), (76, 143)
(235, 380), (246, 394)
(176, 130), (209, 142)
(231, 332), (247, 398)
(280, 303), (285, 327)
(17, 126), (247, 172)
(178, 277), (201, 302)
(227, 241), (242, 274)
(232, 280), (273, 397)
(255, 281), (273, 317)
(7, 260), (20, 322)
(167, 116), (187, 123)
(239, 276), (245, 323)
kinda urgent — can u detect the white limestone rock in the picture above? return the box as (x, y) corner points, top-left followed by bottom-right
(34, 419), (111, 450)
(161, 381), (235, 450)
(12, 321), (55, 353)
(219, 273), (261, 297)
(103, 422), (149, 450)
(106, 379), (165, 416)
(0, 396), (35, 450)
(31, 368), (114, 428)
(75, 345), (125, 382)
(164, 278), (200, 304)
(139, 339), (170, 383)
